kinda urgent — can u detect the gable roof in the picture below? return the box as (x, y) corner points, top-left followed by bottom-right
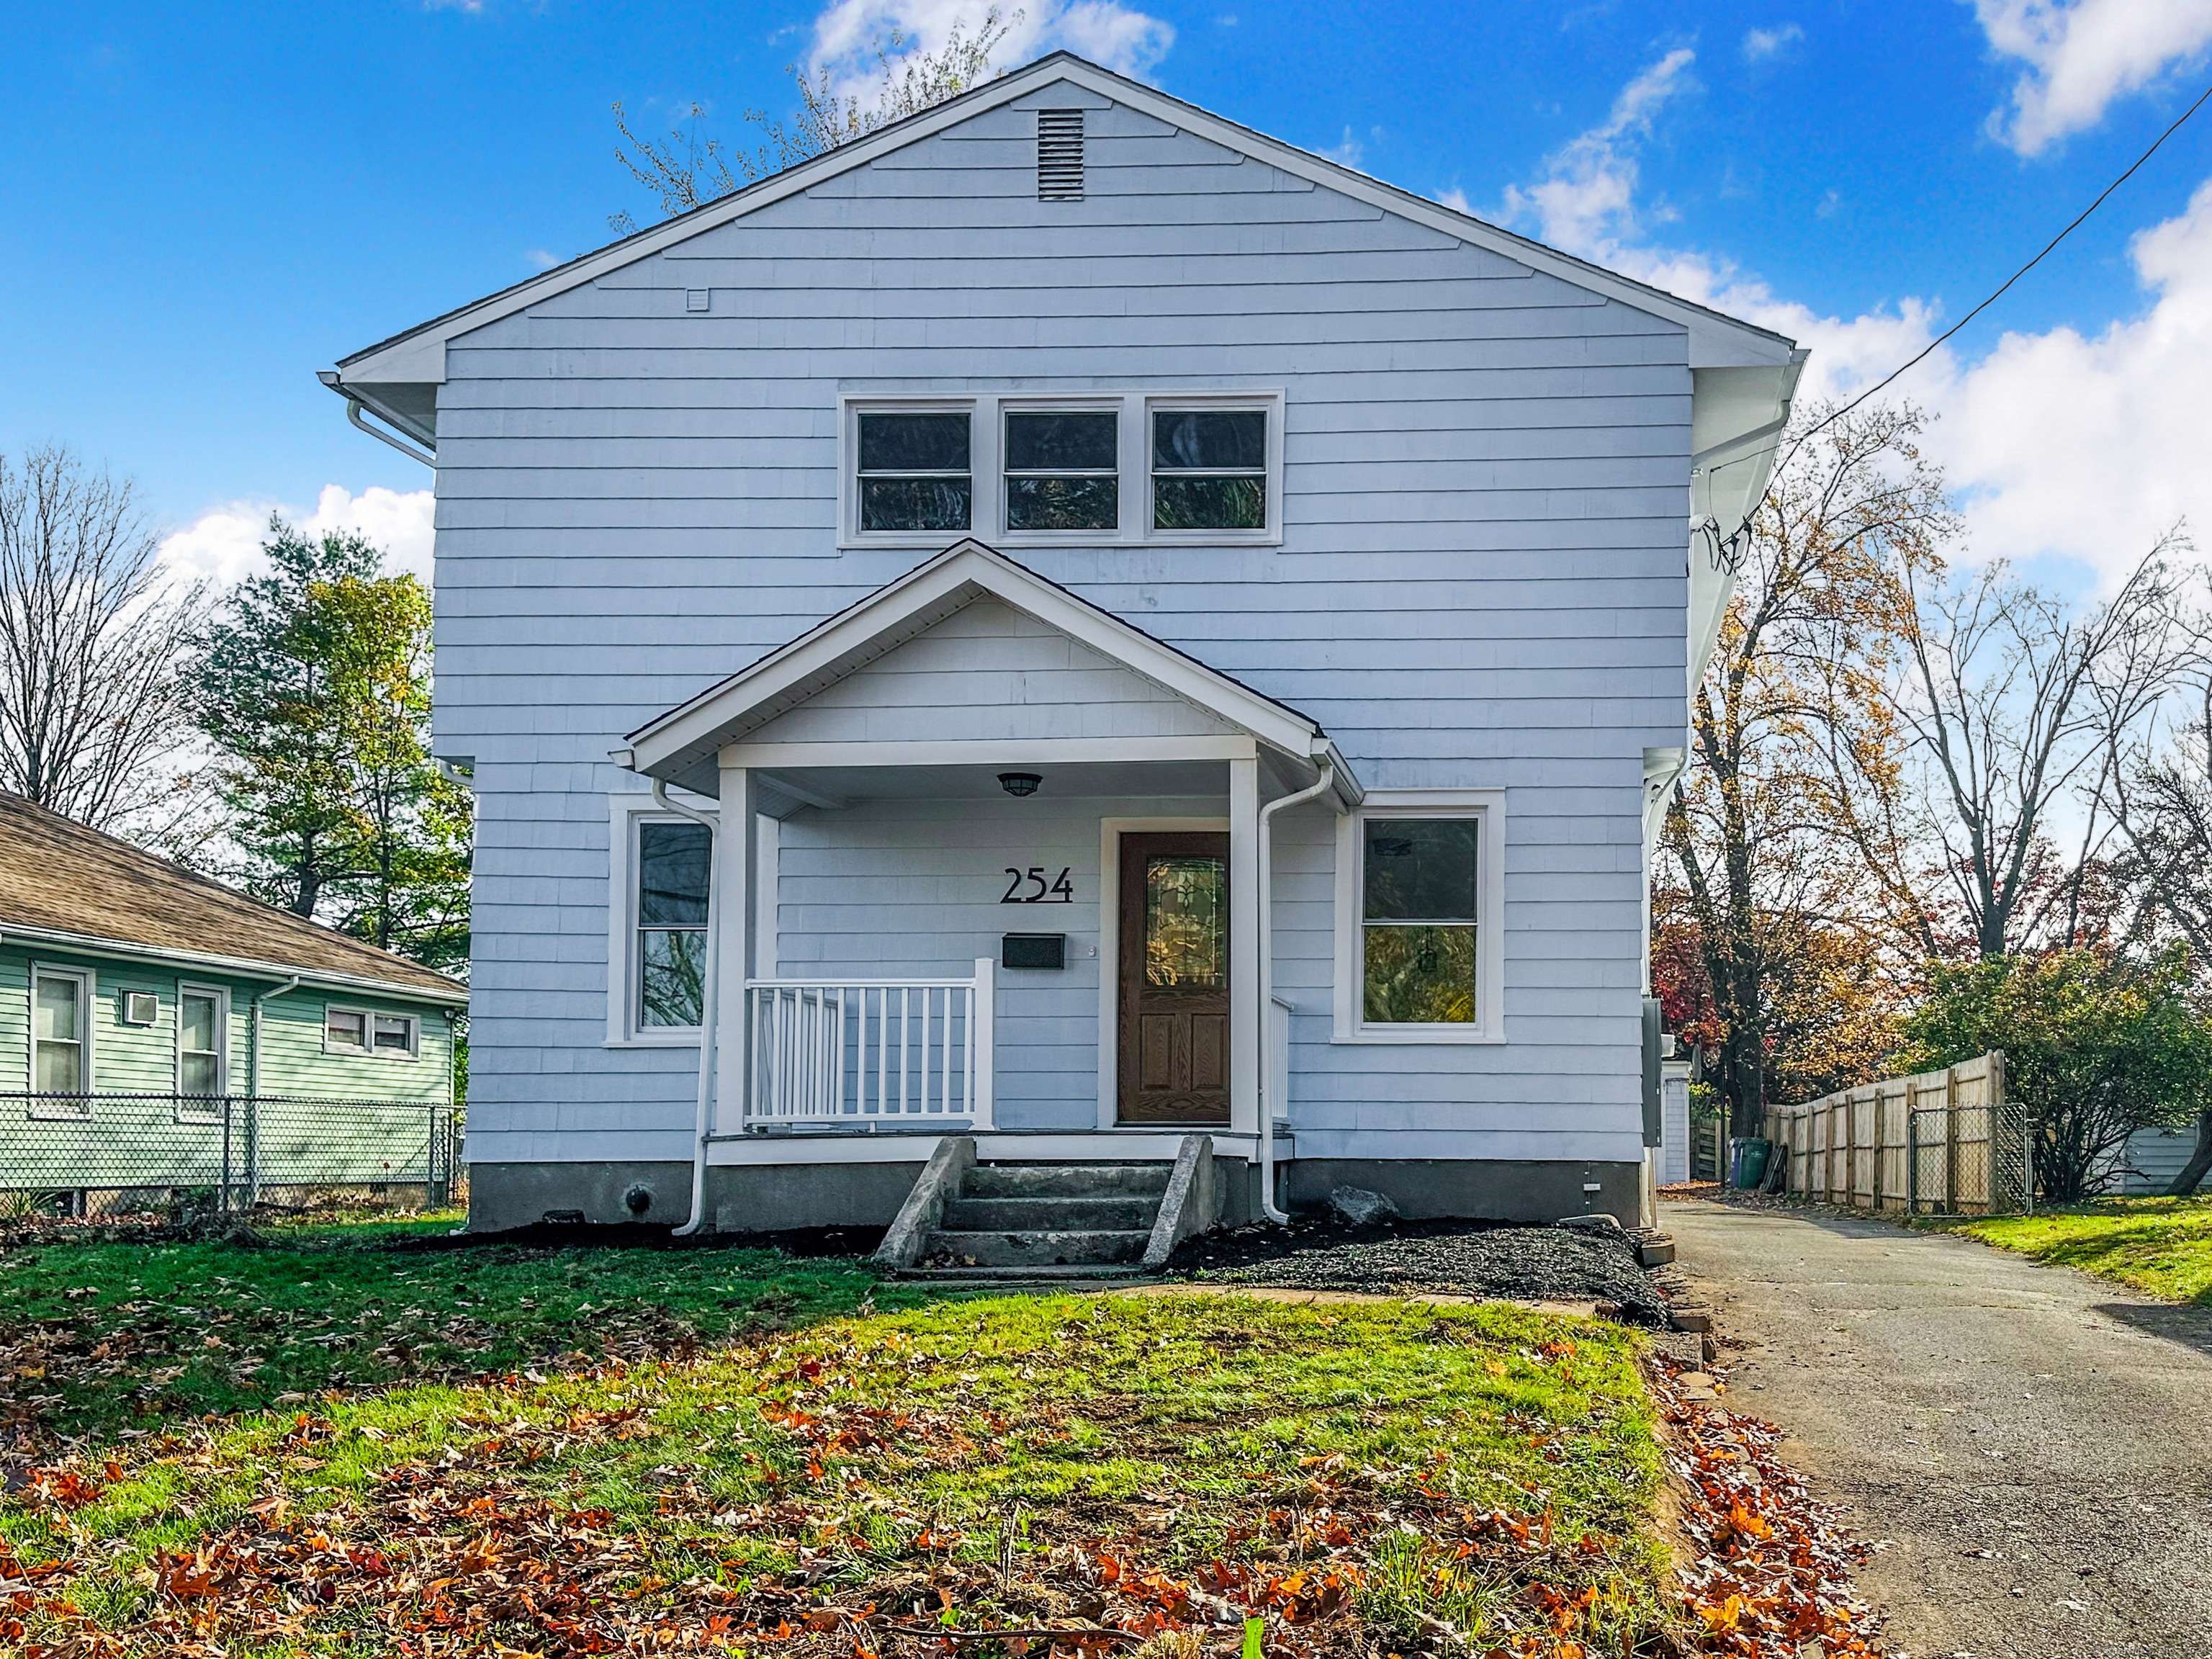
(0, 792), (466, 1003)
(621, 539), (1357, 799)
(330, 50), (1796, 431)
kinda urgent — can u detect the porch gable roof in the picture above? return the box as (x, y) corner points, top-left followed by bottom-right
(623, 540), (1337, 793)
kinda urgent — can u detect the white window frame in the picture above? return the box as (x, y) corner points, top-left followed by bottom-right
(1331, 790), (1506, 1045)
(175, 981), (230, 1120)
(27, 963), (95, 1116)
(837, 391), (1285, 549)
(323, 1003), (421, 1061)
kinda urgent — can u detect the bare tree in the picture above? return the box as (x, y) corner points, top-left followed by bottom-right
(1661, 402), (1952, 1135)
(609, 10), (1017, 233)
(2097, 562), (2212, 1194)
(0, 446), (205, 834)
(1881, 534), (2200, 961)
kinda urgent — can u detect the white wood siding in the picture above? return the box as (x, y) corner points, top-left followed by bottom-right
(434, 87), (1687, 1168)
(745, 600), (1240, 746)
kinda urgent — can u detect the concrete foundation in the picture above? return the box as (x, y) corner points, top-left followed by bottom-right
(1279, 1158), (1643, 1225)
(467, 1153), (1633, 1233)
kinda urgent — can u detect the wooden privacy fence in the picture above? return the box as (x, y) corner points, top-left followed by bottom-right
(1763, 1052), (2032, 1215)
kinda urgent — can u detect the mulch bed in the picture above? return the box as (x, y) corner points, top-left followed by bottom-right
(1169, 1218), (1676, 1327)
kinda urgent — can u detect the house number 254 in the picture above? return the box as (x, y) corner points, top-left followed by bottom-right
(1002, 866), (1075, 904)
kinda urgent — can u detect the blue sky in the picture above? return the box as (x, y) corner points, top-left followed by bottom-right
(4, 0), (2209, 589)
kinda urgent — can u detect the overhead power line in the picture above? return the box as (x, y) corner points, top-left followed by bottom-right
(1712, 75), (2212, 565)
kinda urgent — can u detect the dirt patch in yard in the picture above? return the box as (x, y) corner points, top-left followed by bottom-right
(1169, 1218), (1673, 1327)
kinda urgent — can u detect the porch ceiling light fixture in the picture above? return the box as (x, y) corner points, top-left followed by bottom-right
(997, 771), (1043, 797)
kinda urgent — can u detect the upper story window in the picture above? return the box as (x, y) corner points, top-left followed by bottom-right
(857, 410), (971, 533)
(1004, 409), (1118, 531)
(637, 819), (711, 1029)
(1152, 409), (1267, 531)
(842, 392), (1282, 547)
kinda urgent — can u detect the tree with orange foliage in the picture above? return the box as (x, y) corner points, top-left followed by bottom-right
(1661, 403), (1952, 1136)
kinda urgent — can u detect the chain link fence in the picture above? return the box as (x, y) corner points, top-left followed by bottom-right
(0, 1093), (464, 1218)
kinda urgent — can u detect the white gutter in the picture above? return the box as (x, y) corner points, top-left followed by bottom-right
(1255, 757), (1337, 1223)
(652, 778), (721, 1236)
(0, 920), (464, 1005)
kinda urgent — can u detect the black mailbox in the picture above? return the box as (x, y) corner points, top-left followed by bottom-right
(1002, 932), (1066, 970)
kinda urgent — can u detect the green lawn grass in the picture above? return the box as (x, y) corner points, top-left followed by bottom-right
(0, 1290), (1668, 1658)
(0, 1215), (916, 1439)
(1940, 1194), (2212, 1303)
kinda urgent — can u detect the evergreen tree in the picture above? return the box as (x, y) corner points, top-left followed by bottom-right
(192, 520), (470, 973)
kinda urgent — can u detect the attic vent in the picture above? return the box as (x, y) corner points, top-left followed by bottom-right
(1037, 109), (1084, 200)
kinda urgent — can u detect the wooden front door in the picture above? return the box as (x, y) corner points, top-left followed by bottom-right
(1118, 832), (1231, 1124)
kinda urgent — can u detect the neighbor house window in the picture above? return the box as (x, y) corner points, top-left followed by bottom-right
(179, 987), (225, 1096)
(857, 410), (971, 532)
(637, 819), (712, 1028)
(1360, 819), (1479, 1024)
(1152, 408), (1267, 531)
(32, 968), (88, 1093)
(325, 1004), (421, 1058)
(1004, 408), (1118, 530)
(1334, 794), (1503, 1043)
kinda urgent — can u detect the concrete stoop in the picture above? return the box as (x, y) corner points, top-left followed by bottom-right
(875, 1134), (1216, 1282)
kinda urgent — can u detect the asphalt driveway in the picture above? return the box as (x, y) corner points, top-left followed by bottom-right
(1664, 1199), (2212, 1659)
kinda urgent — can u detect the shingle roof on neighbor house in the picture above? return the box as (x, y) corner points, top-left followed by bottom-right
(0, 791), (465, 1002)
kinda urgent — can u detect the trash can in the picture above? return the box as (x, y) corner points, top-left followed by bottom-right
(1730, 1136), (1773, 1190)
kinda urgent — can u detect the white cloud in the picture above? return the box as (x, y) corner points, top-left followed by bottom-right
(526, 248), (562, 271)
(1322, 126), (1364, 168)
(1742, 23), (1803, 63)
(809, 0), (1174, 96)
(1974, 0), (2212, 156)
(158, 485), (436, 590)
(1496, 48), (1696, 261)
(1936, 177), (2212, 580)
(1498, 52), (2212, 589)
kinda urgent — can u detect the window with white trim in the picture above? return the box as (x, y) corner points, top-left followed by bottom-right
(178, 986), (226, 1097)
(31, 968), (89, 1094)
(1360, 819), (1478, 1023)
(1333, 793), (1504, 1043)
(637, 819), (712, 1030)
(1151, 407), (1267, 531)
(324, 1005), (421, 1059)
(856, 409), (972, 533)
(840, 392), (1282, 546)
(1004, 408), (1118, 530)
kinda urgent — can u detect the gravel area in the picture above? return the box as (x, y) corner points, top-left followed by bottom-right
(1169, 1218), (1672, 1326)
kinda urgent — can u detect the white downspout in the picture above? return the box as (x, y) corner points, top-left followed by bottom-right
(652, 779), (720, 1236)
(248, 974), (301, 1211)
(1256, 759), (1335, 1224)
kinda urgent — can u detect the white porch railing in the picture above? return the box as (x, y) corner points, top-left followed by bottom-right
(741, 958), (994, 1130)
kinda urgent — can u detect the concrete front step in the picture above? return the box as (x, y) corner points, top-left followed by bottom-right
(962, 1162), (1172, 1198)
(940, 1195), (1159, 1233)
(921, 1228), (1151, 1268)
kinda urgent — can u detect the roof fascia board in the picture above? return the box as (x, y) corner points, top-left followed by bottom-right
(628, 541), (1320, 773)
(0, 921), (468, 1005)
(335, 55), (1792, 386)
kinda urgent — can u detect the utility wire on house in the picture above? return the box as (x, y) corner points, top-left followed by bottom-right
(1707, 75), (2212, 570)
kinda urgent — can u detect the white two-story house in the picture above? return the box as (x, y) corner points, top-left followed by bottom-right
(324, 54), (1801, 1245)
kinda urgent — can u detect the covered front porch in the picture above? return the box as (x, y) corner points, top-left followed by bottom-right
(616, 541), (1359, 1174)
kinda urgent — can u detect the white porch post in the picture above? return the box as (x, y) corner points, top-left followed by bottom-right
(713, 762), (760, 1137)
(1229, 755), (1261, 1136)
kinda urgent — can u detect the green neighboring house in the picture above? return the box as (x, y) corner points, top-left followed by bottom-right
(0, 791), (467, 1209)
